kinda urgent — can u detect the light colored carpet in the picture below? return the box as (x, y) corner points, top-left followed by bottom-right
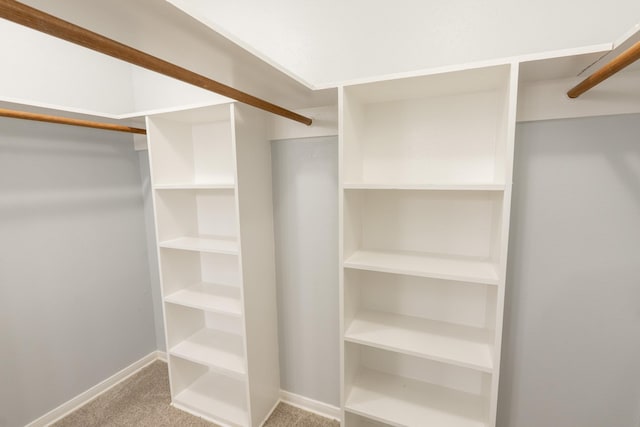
(52, 360), (339, 427)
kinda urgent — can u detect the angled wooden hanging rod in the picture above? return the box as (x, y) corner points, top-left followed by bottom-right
(568, 39), (640, 98)
(0, 0), (312, 126)
(0, 108), (147, 134)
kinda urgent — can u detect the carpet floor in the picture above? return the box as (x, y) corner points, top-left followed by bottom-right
(52, 361), (339, 427)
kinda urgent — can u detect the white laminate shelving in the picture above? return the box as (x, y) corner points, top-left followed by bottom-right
(345, 369), (487, 427)
(159, 236), (239, 255)
(344, 412), (391, 427)
(343, 183), (505, 191)
(341, 65), (513, 187)
(340, 63), (518, 426)
(146, 105), (236, 187)
(148, 103), (280, 427)
(154, 183), (236, 190)
(344, 344), (491, 427)
(173, 372), (247, 427)
(344, 310), (493, 372)
(172, 357), (248, 427)
(164, 282), (242, 316)
(344, 250), (499, 285)
(170, 328), (246, 379)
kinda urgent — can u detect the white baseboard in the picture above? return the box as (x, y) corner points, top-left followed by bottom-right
(279, 390), (341, 421)
(24, 353), (342, 426)
(26, 350), (165, 427)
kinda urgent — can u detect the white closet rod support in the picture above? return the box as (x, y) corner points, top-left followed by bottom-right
(0, 108), (147, 134)
(0, 0), (313, 126)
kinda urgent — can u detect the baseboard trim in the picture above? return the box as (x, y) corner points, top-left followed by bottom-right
(24, 353), (341, 426)
(26, 351), (165, 427)
(279, 390), (341, 421)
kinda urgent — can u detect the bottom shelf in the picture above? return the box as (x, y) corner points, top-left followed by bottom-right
(345, 411), (391, 426)
(173, 370), (247, 427)
(345, 369), (488, 427)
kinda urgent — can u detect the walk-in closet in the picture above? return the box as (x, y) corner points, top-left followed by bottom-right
(1, 1), (639, 427)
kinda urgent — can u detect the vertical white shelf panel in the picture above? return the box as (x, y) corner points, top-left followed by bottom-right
(147, 103), (279, 427)
(339, 63), (518, 427)
(232, 103), (281, 427)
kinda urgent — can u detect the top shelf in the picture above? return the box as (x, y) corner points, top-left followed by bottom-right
(343, 183), (505, 191)
(147, 104), (236, 188)
(150, 104), (232, 124)
(341, 65), (514, 186)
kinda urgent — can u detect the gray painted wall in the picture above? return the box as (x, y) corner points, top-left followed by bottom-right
(271, 137), (340, 406)
(0, 119), (158, 427)
(137, 150), (165, 351)
(498, 114), (640, 427)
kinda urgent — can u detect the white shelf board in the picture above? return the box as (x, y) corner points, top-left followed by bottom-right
(154, 183), (235, 190)
(343, 183), (505, 191)
(346, 369), (488, 427)
(165, 282), (242, 316)
(170, 329), (246, 379)
(173, 371), (247, 427)
(159, 236), (239, 255)
(344, 250), (499, 285)
(345, 310), (493, 372)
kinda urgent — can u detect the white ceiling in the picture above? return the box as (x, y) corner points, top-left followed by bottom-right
(168, 0), (640, 88)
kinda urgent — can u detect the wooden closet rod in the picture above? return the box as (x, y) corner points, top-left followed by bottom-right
(0, 108), (147, 134)
(0, 0), (313, 126)
(567, 39), (640, 98)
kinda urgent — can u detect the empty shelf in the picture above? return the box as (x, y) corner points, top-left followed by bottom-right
(173, 371), (247, 427)
(344, 250), (499, 285)
(154, 183), (235, 190)
(159, 237), (239, 255)
(343, 183), (505, 191)
(165, 283), (242, 316)
(346, 369), (488, 427)
(170, 329), (246, 379)
(345, 310), (493, 372)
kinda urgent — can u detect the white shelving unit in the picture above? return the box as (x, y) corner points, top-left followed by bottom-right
(147, 103), (280, 427)
(340, 64), (518, 426)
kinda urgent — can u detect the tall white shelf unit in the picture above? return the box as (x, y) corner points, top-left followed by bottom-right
(339, 64), (519, 427)
(147, 103), (280, 427)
